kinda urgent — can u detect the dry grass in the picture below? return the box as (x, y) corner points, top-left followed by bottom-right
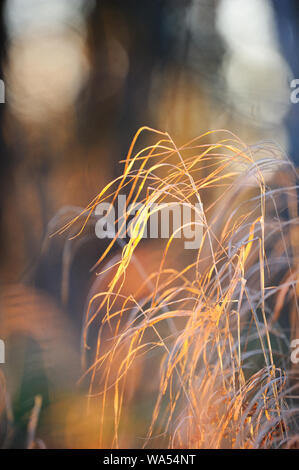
(59, 127), (299, 448)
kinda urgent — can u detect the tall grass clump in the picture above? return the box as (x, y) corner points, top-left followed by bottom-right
(60, 127), (299, 449)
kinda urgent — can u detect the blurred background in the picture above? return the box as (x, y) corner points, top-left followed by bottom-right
(0, 0), (298, 448)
